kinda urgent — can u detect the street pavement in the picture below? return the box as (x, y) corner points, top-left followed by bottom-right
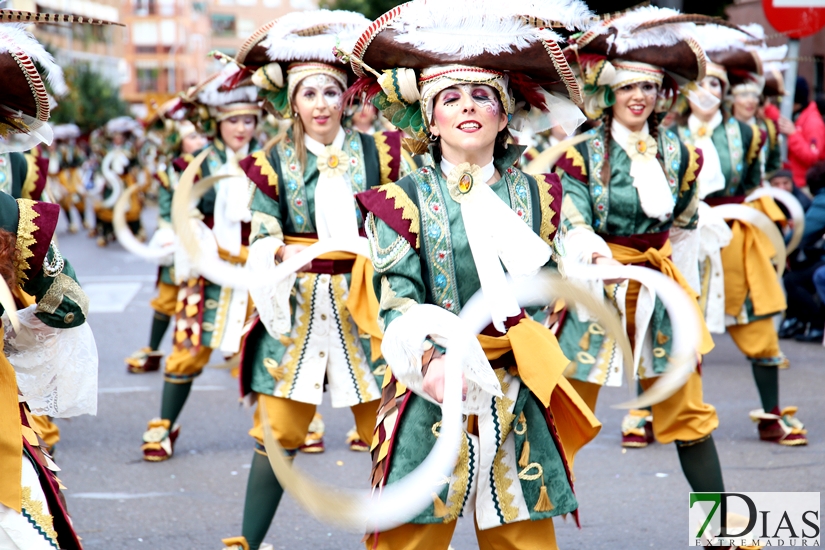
(51, 207), (824, 550)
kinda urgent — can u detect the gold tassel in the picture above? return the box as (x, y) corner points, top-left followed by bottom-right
(578, 330), (590, 350)
(432, 493), (449, 518)
(518, 441), (530, 468)
(534, 483), (554, 513)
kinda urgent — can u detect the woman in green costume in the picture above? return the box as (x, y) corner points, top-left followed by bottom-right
(554, 7), (728, 494)
(219, 11), (410, 550)
(349, 1), (603, 548)
(140, 66), (262, 462)
(678, 24), (807, 447)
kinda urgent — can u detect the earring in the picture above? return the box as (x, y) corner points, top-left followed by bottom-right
(427, 131), (440, 142)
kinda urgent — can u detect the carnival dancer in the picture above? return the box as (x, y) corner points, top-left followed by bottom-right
(343, 2), (601, 548)
(125, 116), (208, 374)
(728, 26), (785, 181)
(217, 11), (412, 549)
(93, 116), (144, 246)
(140, 68), (262, 462)
(676, 24), (806, 446)
(0, 11), (104, 548)
(554, 7), (729, 494)
(52, 123), (89, 232)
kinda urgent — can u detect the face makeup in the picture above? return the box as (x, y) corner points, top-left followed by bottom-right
(612, 81), (657, 132)
(293, 74), (344, 144)
(430, 84), (508, 169)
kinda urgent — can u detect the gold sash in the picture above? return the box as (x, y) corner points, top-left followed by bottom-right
(477, 318), (601, 465)
(607, 239), (714, 355)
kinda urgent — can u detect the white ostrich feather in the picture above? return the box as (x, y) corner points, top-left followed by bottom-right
(740, 23), (766, 41)
(262, 9), (370, 64)
(758, 44), (789, 72)
(588, 6), (696, 55)
(388, 0), (587, 59)
(197, 65), (258, 106)
(693, 23), (750, 54)
(0, 24), (67, 96)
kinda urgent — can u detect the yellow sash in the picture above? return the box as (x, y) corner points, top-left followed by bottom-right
(607, 239), (715, 355)
(0, 326), (22, 512)
(477, 318), (601, 465)
(721, 197), (786, 317)
(283, 235), (382, 361)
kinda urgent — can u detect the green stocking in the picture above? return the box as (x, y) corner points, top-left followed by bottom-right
(751, 363), (779, 413)
(160, 381), (192, 426)
(677, 435), (725, 493)
(242, 451), (284, 550)
(149, 313), (171, 351)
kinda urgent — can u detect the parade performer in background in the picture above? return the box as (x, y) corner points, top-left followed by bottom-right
(345, 1), (602, 548)
(0, 11), (104, 548)
(141, 67), (262, 462)
(51, 123), (89, 233)
(218, 11), (410, 549)
(554, 7), (728, 493)
(93, 116), (145, 247)
(677, 24), (806, 446)
(125, 114), (208, 374)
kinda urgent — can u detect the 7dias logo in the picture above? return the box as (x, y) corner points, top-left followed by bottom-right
(690, 492), (820, 547)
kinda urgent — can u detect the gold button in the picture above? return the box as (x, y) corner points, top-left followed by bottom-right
(320, 314), (327, 321)
(319, 351), (325, 358)
(63, 312), (75, 324)
(314, 383), (321, 389)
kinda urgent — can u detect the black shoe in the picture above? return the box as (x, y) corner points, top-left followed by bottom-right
(779, 318), (804, 339)
(795, 326), (824, 342)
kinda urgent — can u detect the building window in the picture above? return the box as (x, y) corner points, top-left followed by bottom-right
(210, 14), (236, 37)
(136, 68), (159, 93)
(133, 0), (157, 15)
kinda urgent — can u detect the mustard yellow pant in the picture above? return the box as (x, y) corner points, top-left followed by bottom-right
(150, 281), (179, 317)
(249, 393), (378, 451)
(568, 371), (718, 445)
(163, 345), (213, 383)
(365, 515), (558, 550)
(727, 318), (781, 361)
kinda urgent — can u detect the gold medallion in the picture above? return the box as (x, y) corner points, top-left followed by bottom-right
(328, 155), (339, 169)
(458, 172), (473, 194)
(635, 140), (647, 154)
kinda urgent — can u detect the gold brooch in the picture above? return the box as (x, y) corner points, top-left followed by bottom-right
(458, 172), (473, 194)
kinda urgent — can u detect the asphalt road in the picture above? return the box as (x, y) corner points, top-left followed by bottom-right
(50, 207), (824, 550)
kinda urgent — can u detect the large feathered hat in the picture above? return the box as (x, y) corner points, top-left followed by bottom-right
(174, 63), (261, 137)
(692, 23), (762, 96)
(739, 24), (787, 98)
(0, 10), (121, 153)
(338, 0), (592, 152)
(566, 6), (719, 119)
(228, 10), (370, 118)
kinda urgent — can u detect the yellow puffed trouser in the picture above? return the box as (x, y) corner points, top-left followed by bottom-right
(365, 515), (558, 550)
(727, 318), (781, 361)
(249, 393), (377, 451)
(163, 345), (213, 383)
(149, 281), (179, 317)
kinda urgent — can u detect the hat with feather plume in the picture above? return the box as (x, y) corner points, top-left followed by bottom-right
(0, 9), (121, 153)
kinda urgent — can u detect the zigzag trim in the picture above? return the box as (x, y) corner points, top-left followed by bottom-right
(6, 43), (49, 122)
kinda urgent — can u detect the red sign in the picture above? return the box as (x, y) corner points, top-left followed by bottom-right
(763, 0), (825, 39)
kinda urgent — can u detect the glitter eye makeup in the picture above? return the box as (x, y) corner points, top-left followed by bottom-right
(439, 85), (500, 115)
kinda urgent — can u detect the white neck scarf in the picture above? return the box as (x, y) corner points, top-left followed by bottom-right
(688, 111), (726, 198)
(439, 157), (551, 332)
(304, 128), (359, 240)
(612, 120), (674, 222)
(213, 142), (251, 256)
